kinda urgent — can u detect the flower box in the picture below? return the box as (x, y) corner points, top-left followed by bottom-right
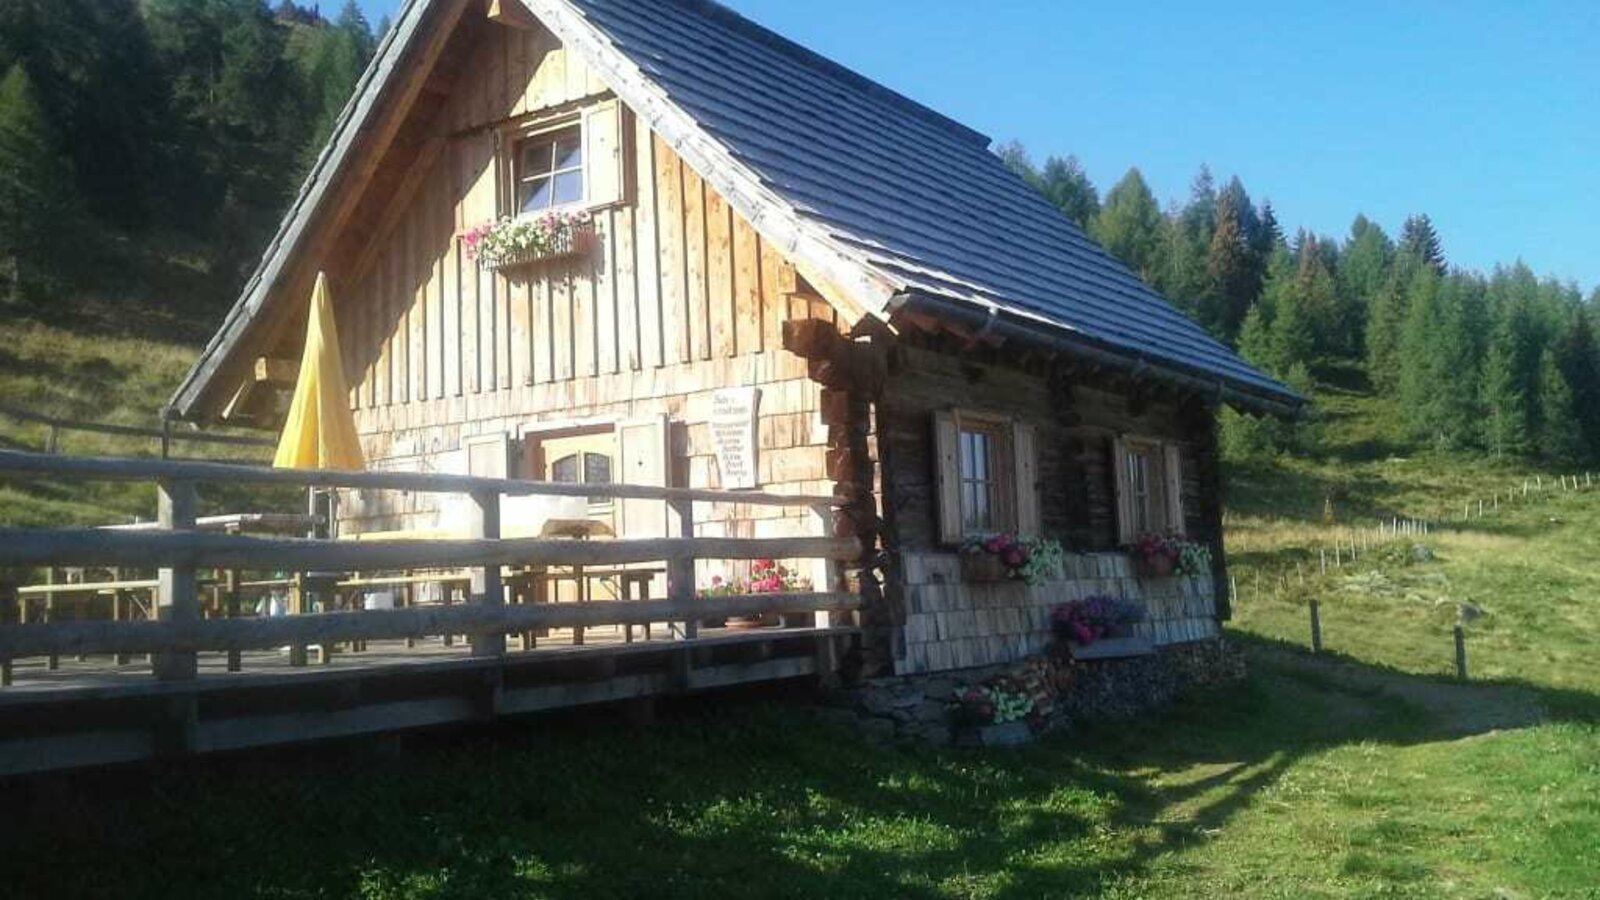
(484, 222), (595, 271)
(960, 552), (1009, 583)
(1068, 635), (1154, 661)
(462, 213), (596, 273)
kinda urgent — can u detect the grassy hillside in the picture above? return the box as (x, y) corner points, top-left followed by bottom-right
(0, 316), (275, 527)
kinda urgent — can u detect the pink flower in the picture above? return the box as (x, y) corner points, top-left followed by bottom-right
(711, 575), (723, 586)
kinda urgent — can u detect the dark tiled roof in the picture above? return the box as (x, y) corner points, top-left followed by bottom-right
(570, 0), (1295, 403)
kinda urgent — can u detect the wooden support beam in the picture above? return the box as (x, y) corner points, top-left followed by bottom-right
(487, 0), (538, 29)
(153, 481), (199, 682)
(469, 489), (505, 658)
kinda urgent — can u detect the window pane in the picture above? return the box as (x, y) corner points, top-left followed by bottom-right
(583, 453), (612, 486)
(520, 139), (553, 177)
(551, 454), (580, 484)
(975, 433), (990, 480)
(554, 133), (582, 170)
(553, 170), (584, 205)
(519, 176), (553, 213)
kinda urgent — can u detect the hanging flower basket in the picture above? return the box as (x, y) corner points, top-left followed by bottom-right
(461, 212), (595, 273)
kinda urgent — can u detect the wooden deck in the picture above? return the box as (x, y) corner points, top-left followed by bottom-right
(0, 623), (856, 777)
(0, 449), (865, 778)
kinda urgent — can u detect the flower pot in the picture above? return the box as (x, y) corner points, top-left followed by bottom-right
(483, 223), (596, 272)
(724, 613), (779, 631)
(961, 553), (1009, 583)
(1136, 554), (1175, 578)
(954, 720), (1033, 748)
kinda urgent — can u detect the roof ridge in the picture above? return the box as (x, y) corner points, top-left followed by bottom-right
(655, 0), (993, 149)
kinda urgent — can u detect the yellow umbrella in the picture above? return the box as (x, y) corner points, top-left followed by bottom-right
(273, 272), (365, 471)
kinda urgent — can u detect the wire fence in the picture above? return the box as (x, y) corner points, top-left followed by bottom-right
(0, 402), (275, 459)
(1228, 469), (1597, 681)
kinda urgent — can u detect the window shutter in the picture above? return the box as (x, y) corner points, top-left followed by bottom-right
(1112, 435), (1135, 545)
(1164, 442), (1186, 535)
(1012, 421), (1040, 536)
(582, 100), (625, 207)
(933, 410), (963, 545)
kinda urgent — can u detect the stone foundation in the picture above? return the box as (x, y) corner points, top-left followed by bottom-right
(829, 637), (1246, 747)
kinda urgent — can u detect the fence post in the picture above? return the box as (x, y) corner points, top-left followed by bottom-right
(809, 503), (844, 628)
(469, 489), (505, 658)
(153, 480), (200, 682)
(1310, 599), (1323, 654)
(1453, 624), (1468, 680)
(669, 499), (697, 641)
(225, 569), (242, 673)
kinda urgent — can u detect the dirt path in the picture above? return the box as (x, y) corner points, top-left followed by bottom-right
(1252, 642), (1547, 736)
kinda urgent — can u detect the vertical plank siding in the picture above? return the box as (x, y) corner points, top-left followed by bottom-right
(340, 22), (832, 532)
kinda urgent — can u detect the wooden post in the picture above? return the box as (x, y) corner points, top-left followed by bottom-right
(289, 572), (308, 667)
(44, 567), (58, 671)
(469, 489), (505, 658)
(809, 503), (843, 629)
(668, 499), (697, 641)
(1453, 624), (1467, 680)
(1310, 599), (1323, 654)
(153, 480), (199, 682)
(225, 570), (241, 672)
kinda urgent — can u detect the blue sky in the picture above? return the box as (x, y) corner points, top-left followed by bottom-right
(357, 1), (1599, 293)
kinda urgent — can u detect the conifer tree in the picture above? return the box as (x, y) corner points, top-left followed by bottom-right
(0, 64), (76, 300)
(1263, 245), (1314, 371)
(1202, 190), (1252, 340)
(1399, 213), (1446, 275)
(1481, 305), (1535, 457)
(1538, 347), (1587, 463)
(1091, 167), (1163, 280)
(1036, 154), (1099, 229)
(1554, 311), (1600, 456)
(1253, 200), (1284, 259)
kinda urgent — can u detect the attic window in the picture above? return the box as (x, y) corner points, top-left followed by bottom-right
(514, 125), (584, 213)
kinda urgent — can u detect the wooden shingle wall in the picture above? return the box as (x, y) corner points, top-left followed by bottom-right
(895, 551), (1220, 676)
(330, 20), (839, 540)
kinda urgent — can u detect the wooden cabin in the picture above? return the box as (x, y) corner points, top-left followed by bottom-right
(170, 0), (1300, 678)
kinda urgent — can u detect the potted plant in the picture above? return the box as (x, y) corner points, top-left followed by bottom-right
(699, 558), (811, 629)
(960, 533), (1064, 585)
(949, 676), (1036, 746)
(1050, 595), (1146, 646)
(461, 211), (596, 271)
(1129, 532), (1179, 577)
(1174, 538), (1213, 578)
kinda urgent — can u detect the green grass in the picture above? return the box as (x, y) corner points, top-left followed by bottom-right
(3, 353), (1599, 897)
(0, 316), (278, 527)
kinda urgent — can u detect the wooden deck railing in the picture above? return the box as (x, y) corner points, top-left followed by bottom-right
(0, 448), (859, 687)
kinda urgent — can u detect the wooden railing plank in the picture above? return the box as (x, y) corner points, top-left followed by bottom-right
(0, 592), (861, 658)
(0, 531), (859, 571)
(0, 449), (834, 506)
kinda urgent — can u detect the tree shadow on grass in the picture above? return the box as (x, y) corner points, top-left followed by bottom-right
(0, 634), (1590, 900)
